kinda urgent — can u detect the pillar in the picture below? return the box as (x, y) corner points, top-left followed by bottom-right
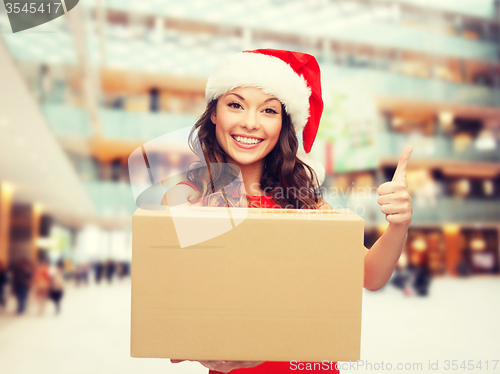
(30, 203), (43, 264)
(0, 182), (14, 266)
(443, 224), (461, 276)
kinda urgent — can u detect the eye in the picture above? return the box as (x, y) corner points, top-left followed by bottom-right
(264, 108), (278, 114)
(228, 102), (242, 109)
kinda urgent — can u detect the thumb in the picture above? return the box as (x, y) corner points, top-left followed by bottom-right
(392, 145), (413, 183)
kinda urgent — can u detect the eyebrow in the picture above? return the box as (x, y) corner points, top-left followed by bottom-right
(227, 92), (280, 103)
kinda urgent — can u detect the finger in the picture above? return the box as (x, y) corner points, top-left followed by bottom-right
(380, 204), (399, 214)
(199, 360), (226, 371)
(377, 190), (409, 204)
(377, 194), (391, 205)
(213, 361), (258, 373)
(377, 181), (399, 196)
(170, 360), (186, 364)
(197, 361), (216, 370)
(392, 145), (413, 183)
(380, 203), (403, 215)
(385, 212), (411, 225)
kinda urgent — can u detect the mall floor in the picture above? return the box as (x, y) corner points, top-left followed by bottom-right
(0, 276), (499, 374)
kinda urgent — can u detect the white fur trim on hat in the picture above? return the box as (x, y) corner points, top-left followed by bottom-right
(205, 52), (311, 133)
(297, 151), (325, 187)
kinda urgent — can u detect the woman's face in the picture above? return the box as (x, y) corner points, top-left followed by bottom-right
(211, 86), (282, 168)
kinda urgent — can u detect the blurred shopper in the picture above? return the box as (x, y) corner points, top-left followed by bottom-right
(48, 261), (65, 315)
(12, 259), (33, 315)
(74, 264), (82, 286)
(391, 267), (413, 296)
(94, 262), (104, 284)
(412, 264), (432, 297)
(75, 263), (90, 286)
(118, 261), (130, 279)
(33, 259), (51, 315)
(0, 260), (9, 312)
(105, 260), (116, 284)
(406, 245), (432, 297)
(456, 260), (471, 277)
(82, 263), (90, 284)
(391, 252), (413, 296)
(37, 64), (54, 103)
(149, 87), (160, 112)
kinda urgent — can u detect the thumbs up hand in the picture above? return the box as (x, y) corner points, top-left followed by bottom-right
(377, 145), (413, 228)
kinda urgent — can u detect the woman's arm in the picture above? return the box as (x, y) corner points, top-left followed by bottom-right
(366, 146), (413, 290)
(319, 145), (413, 292)
(363, 224), (409, 291)
(320, 198), (409, 291)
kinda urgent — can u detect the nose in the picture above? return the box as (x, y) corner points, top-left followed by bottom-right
(242, 109), (259, 131)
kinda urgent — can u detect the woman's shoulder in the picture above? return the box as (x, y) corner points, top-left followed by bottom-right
(162, 181), (200, 207)
(176, 181), (199, 192)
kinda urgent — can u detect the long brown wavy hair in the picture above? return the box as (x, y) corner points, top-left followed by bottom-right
(185, 99), (321, 209)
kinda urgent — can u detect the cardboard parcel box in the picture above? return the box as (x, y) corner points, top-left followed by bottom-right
(131, 206), (364, 362)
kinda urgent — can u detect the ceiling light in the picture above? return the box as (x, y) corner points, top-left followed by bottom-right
(438, 111), (454, 129)
(443, 224), (460, 234)
(1, 182), (16, 198)
(483, 180), (494, 196)
(392, 117), (403, 127)
(412, 236), (427, 252)
(470, 238), (486, 251)
(34, 203), (44, 215)
(475, 130), (496, 151)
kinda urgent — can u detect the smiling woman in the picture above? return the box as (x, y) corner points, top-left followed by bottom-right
(169, 49), (327, 210)
(165, 48), (414, 374)
(165, 50), (343, 374)
(181, 95), (321, 206)
(211, 87), (283, 176)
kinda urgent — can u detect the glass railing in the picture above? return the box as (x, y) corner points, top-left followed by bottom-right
(84, 181), (137, 218)
(84, 179), (500, 222)
(42, 71), (500, 143)
(324, 194), (500, 223)
(42, 104), (198, 141)
(84, 180), (188, 217)
(41, 105), (93, 137)
(378, 131), (500, 162)
(75, 0), (500, 62)
(42, 104), (499, 164)
(383, 0), (498, 20)
(322, 66), (500, 108)
(99, 108), (198, 140)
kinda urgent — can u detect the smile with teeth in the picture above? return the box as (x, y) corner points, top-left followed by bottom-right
(232, 135), (264, 145)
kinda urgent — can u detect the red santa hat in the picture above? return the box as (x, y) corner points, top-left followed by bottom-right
(205, 49), (325, 186)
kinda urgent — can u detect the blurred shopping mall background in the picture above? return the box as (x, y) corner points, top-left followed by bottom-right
(0, 0), (500, 373)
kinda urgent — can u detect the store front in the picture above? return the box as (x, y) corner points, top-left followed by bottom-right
(462, 229), (499, 275)
(395, 226), (500, 277)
